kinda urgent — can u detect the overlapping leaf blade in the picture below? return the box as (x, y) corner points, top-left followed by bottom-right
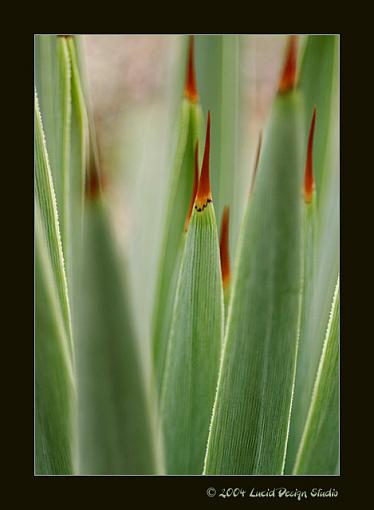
(35, 96), (74, 474)
(35, 94), (73, 358)
(152, 97), (203, 392)
(204, 90), (304, 475)
(35, 207), (75, 474)
(285, 35), (340, 473)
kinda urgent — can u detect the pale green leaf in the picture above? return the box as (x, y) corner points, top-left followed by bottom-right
(76, 196), (161, 475)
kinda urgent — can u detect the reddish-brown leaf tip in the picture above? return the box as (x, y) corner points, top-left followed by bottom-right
(85, 165), (106, 201)
(184, 141), (199, 231)
(220, 206), (231, 289)
(278, 35), (297, 94)
(195, 111), (212, 211)
(304, 107), (317, 203)
(184, 35), (199, 103)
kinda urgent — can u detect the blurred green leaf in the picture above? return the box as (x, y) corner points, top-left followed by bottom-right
(76, 195), (160, 474)
(195, 35), (241, 256)
(161, 203), (224, 474)
(204, 88), (304, 475)
(294, 278), (339, 474)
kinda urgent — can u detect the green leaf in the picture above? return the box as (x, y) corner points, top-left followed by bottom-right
(76, 195), (160, 475)
(161, 202), (224, 474)
(35, 93), (73, 360)
(285, 36), (340, 473)
(293, 277), (340, 474)
(65, 37), (88, 310)
(35, 206), (75, 474)
(34, 96), (75, 473)
(204, 89), (304, 475)
(152, 98), (203, 393)
(35, 36), (72, 233)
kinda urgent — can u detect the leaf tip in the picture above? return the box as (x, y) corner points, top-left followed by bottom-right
(304, 107), (316, 203)
(195, 112), (212, 212)
(85, 164), (105, 201)
(278, 35), (297, 94)
(184, 35), (199, 103)
(220, 206), (231, 289)
(185, 141), (199, 231)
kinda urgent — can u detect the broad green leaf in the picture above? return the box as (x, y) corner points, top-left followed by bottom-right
(152, 97), (203, 393)
(204, 89), (304, 475)
(76, 195), (160, 475)
(35, 206), (75, 474)
(35, 93), (73, 359)
(161, 202), (224, 474)
(285, 36), (339, 473)
(294, 278), (340, 474)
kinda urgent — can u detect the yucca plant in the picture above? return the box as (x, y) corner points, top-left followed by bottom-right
(34, 34), (339, 476)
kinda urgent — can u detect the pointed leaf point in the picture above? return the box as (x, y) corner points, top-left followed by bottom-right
(220, 206), (231, 289)
(185, 141), (200, 231)
(195, 112), (212, 211)
(304, 107), (317, 203)
(184, 35), (199, 103)
(278, 35), (297, 94)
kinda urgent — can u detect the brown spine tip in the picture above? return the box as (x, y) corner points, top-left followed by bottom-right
(184, 35), (199, 103)
(220, 207), (231, 289)
(195, 111), (212, 211)
(304, 107), (316, 203)
(184, 141), (199, 230)
(278, 35), (297, 94)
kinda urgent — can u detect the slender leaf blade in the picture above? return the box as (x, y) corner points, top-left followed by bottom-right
(294, 278), (340, 474)
(161, 202), (224, 474)
(35, 93), (73, 359)
(35, 206), (75, 474)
